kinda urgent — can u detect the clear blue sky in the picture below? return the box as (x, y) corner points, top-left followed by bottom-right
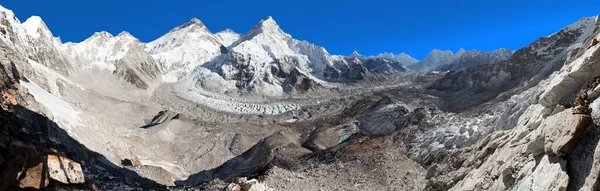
(3, 0), (599, 59)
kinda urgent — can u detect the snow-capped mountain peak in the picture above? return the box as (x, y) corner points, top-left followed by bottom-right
(116, 31), (138, 42)
(86, 31), (114, 42)
(347, 50), (366, 60)
(168, 18), (209, 33)
(243, 16), (287, 40)
(22, 16), (52, 39)
(146, 17), (224, 82)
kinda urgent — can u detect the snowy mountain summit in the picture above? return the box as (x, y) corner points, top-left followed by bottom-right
(178, 16), (412, 96)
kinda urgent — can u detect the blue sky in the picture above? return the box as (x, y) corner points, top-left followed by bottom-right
(3, 0), (599, 59)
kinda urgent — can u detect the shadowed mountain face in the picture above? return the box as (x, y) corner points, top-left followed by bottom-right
(0, 42), (164, 190)
(0, 105), (168, 190)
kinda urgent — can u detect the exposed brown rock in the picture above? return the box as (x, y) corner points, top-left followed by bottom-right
(544, 111), (591, 157)
(47, 154), (85, 184)
(589, 38), (599, 49)
(17, 162), (49, 189)
(1, 91), (17, 107)
(572, 90), (591, 114)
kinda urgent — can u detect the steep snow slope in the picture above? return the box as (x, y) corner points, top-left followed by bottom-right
(20, 79), (81, 129)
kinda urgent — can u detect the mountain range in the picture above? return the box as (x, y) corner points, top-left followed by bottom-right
(3, 3), (600, 191)
(3, 6), (515, 97)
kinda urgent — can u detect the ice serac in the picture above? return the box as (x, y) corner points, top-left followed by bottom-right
(147, 18), (223, 82)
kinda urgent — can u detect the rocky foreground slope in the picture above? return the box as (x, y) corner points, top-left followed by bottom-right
(2, 3), (600, 191)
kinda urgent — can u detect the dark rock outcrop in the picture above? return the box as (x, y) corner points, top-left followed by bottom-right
(142, 110), (180, 128)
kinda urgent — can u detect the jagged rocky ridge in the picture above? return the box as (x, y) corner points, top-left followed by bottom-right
(409, 48), (514, 71)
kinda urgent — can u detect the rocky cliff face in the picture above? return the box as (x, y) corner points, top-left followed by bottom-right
(420, 19), (600, 190)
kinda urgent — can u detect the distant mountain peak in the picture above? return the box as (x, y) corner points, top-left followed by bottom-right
(244, 16), (285, 38)
(116, 31), (138, 41)
(371, 52), (419, 65)
(187, 18), (205, 27)
(168, 18), (209, 33)
(117, 31), (132, 37)
(347, 50), (366, 60)
(91, 31), (113, 39)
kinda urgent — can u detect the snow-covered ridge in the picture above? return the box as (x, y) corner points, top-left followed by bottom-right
(371, 52), (419, 65)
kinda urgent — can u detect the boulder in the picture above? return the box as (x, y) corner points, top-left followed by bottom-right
(121, 156), (143, 167)
(544, 110), (591, 157)
(142, 110), (180, 128)
(302, 121), (358, 152)
(589, 38), (599, 49)
(515, 156), (568, 191)
(358, 99), (411, 137)
(1, 91), (17, 107)
(226, 177), (273, 191)
(0, 140), (45, 190)
(425, 164), (439, 179)
(47, 154), (85, 184)
(17, 162), (49, 189)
